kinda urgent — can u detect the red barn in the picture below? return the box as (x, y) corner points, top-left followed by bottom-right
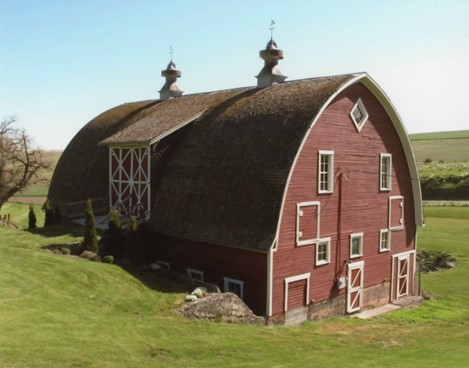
(49, 39), (423, 323)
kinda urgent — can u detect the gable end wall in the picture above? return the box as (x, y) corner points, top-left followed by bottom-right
(271, 82), (417, 317)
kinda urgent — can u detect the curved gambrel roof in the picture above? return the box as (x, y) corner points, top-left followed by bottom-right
(268, 73), (424, 249)
(146, 75), (358, 251)
(48, 88), (249, 213)
(49, 73), (422, 249)
(147, 74), (423, 251)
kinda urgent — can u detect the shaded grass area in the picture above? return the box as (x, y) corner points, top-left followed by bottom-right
(0, 205), (468, 367)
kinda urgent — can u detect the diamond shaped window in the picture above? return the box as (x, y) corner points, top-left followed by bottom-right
(350, 98), (369, 132)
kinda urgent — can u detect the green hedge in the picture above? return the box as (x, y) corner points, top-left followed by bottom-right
(420, 174), (469, 200)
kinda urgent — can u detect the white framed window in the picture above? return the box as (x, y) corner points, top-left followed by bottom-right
(296, 201), (320, 246)
(379, 229), (391, 252)
(350, 98), (369, 132)
(187, 268), (204, 281)
(318, 150), (334, 193)
(224, 277), (244, 299)
(350, 232), (363, 258)
(389, 196), (404, 230)
(316, 237), (331, 266)
(380, 153), (392, 191)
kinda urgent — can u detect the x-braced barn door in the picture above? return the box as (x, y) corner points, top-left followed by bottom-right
(396, 254), (410, 299)
(109, 146), (150, 220)
(347, 261), (364, 313)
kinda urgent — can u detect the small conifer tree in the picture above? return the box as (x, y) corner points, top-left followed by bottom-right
(83, 198), (98, 253)
(28, 205), (37, 229)
(107, 208), (123, 258)
(42, 199), (54, 227)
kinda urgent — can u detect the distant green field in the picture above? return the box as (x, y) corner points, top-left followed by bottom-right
(410, 132), (469, 198)
(410, 137), (469, 164)
(409, 130), (469, 141)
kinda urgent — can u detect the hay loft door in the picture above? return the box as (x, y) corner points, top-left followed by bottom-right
(109, 146), (151, 220)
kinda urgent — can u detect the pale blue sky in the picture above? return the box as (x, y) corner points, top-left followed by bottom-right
(1, 0), (468, 150)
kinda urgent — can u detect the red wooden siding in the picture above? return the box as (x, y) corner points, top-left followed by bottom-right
(146, 233), (268, 315)
(287, 279), (307, 310)
(272, 82), (416, 316)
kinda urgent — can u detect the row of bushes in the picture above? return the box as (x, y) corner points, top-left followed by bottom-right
(420, 174), (469, 200)
(83, 199), (143, 265)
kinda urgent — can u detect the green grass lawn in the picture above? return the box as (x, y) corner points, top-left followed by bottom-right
(0, 204), (468, 367)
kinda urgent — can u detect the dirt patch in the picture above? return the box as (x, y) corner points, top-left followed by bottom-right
(178, 292), (265, 324)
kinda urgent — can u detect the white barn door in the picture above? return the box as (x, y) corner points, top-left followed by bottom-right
(109, 146), (151, 219)
(347, 261), (364, 313)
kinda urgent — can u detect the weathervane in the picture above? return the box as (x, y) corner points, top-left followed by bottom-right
(169, 45), (174, 61)
(269, 20), (275, 39)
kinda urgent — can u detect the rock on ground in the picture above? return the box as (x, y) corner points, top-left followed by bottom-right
(178, 292), (264, 324)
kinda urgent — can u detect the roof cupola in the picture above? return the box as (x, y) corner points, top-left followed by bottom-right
(159, 52), (183, 100)
(256, 21), (287, 88)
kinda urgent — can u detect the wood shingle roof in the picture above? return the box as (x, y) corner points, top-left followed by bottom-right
(146, 75), (355, 251)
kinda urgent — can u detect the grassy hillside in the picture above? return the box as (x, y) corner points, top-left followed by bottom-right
(0, 203), (468, 367)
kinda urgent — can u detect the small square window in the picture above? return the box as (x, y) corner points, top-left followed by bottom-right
(350, 98), (369, 132)
(318, 151), (334, 193)
(316, 238), (331, 266)
(224, 277), (244, 299)
(187, 268), (204, 281)
(379, 229), (391, 252)
(350, 233), (363, 258)
(380, 154), (392, 191)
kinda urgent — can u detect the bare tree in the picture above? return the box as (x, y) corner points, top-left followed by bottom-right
(0, 116), (51, 210)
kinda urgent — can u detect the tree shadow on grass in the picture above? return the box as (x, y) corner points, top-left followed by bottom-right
(120, 263), (193, 294)
(24, 224), (91, 239)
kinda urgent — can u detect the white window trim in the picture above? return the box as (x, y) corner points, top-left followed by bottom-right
(316, 237), (331, 266)
(350, 232), (363, 259)
(284, 272), (311, 312)
(223, 277), (244, 299)
(389, 196), (404, 231)
(318, 150), (334, 194)
(379, 229), (391, 253)
(380, 153), (392, 191)
(187, 268), (204, 281)
(349, 98), (369, 132)
(296, 201), (320, 246)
